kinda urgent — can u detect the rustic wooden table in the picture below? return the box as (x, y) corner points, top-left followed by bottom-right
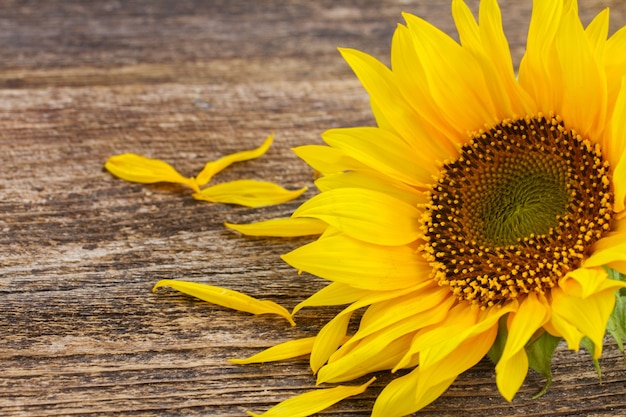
(1, 1), (625, 416)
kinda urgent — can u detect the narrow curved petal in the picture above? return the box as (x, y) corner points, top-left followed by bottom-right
(292, 282), (370, 315)
(416, 323), (498, 404)
(613, 152), (626, 215)
(345, 287), (452, 351)
(318, 334), (415, 384)
(339, 47), (451, 160)
(246, 377), (375, 417)
(584, 7), (609, 61)
(603, 24), (626, 114)
(403, 12), (499, 132)
(229, 337), (316, 364)
(453, 0), (536, 118)
(193, 180), (307, 207)
(554, 2), (607, 140)
(292, 188), (421, 245)
(495, 293), (550, 401)
(292, 145), (369, 174)
(518, 0), (563, 114)
(195, 135), (273, 186)
(310, 312), (353, 374)
(608, 76), (626, 212)
(417, 300), (515, 369)
(372, 367), (455, 417)
(152, 280), (295, 326)
(390, 23), (462, 154)
(225, 217), (328, 237)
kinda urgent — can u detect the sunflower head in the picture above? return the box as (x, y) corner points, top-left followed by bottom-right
(423, 114), (614, 307)
(152, 1), (626, 416)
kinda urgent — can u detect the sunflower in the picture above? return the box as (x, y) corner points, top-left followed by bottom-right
(154, 0), (626, 416)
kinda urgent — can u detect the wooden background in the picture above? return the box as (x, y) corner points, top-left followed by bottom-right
(1, 0), (625, 415)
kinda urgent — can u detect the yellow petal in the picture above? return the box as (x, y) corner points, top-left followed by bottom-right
(554, 2), (607, 140)
(152, 279), (295, 326)
(416, 324), (498, 406)
(614, 152), (626, 215)
(608, 77), (626, 212)
(389, 24), (462, 154)
(105, 153), (199, 192)
(246, 377), (375, 417)
(292, 145), (368, 175)
(318, 333), (415, 384)
(282, 233), (428, 290)
(310, 312), (353, 374)
(322, 127), (435, 186)
(372, 367), (454, 417)
(228, 337), (315, 365)
(346, 287), (452, 354)
(518, 0), (563, 114)
(225, 217), (328, 237)
(339, 47), (449, 162)
(402, 12), (499, 131)
(195, 135), (273, 186)
(604, 24), (626, 113)
(584, 225), (626, 275)
(394, 301), (514, 375)
(292, 283), (370, 316)
(552, 267), (626, 358)
(315, 171), (426, 206)
(584, 7), (609, 62)
(560, 265), (626, 298)
(292, 188), (422, 246)
(495, 293), (550, 401)
(452, 0), (536, 118)
(193, 180), (307, 207)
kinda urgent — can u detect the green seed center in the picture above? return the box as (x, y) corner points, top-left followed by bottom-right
(478, 152), (570, 246)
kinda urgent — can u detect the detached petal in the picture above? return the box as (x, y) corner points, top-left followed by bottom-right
(105, 153), (199, 192)
(193, 180), (306, 207)
(246, 377), (375, 417)
(195, 135), (273, 186)
(153, 279), (295, 326)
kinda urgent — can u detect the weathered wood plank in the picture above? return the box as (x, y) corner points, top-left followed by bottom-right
(1, 1), (624, 416)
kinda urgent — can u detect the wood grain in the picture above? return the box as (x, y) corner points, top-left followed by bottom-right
(1, 1), (625, 416)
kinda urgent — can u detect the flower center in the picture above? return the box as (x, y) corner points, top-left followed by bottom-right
(422, 115), (614, 307)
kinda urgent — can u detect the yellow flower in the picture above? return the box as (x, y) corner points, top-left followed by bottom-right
(155, 0), (626, 415)
(105, 135), (307, 207)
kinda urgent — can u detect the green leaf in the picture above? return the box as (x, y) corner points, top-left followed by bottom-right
(526, 331), (561, 399)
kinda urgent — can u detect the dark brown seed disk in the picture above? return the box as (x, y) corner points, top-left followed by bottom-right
(422, 115), (613, 307)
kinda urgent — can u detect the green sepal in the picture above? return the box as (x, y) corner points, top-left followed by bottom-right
(606, 269), (626, 359)
(580, 337), (602, 379)
(525, 331), (561, 399)
(487, 316), (508, 364)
